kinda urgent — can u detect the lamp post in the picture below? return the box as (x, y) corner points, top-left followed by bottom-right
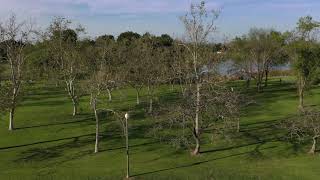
(125, 112), (130, 179)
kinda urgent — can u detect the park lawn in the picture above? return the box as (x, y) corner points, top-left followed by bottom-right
(0, 77), (320, 180)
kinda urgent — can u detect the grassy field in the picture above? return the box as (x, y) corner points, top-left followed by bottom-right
(0, 77), (319, 180)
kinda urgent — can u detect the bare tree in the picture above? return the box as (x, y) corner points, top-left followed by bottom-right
(281, 109), (320, 155)
(152, 84), (240, 153)
(118, 38), (144, 105)
(46, 17), (85, 116)
(95, 35), (118, 102)
(179, 1), (220, 155)
(0, 14), (34, 130)
(139, 34), (168, 113)
(87, 71), (104, 153)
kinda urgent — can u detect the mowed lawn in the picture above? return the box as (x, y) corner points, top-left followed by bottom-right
(0, 78), (320, 180)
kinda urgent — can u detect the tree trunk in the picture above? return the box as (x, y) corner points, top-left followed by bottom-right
(72, 100), (77, 116)
(237, 118), (240, 132)
(257, 72), (264, 92)
(257, 82), (261, 92)
(179, 78), (186, 97)
(147, 85), (153, 113)
(149, 97), (153, 113)
(298, 75), (305, 111)
(8, 108), (15, 131)
(93, 99), (99, 153)
(192, 127), (200, 155)
(136, 89), (140, 105)
(9, 86), (18, 131)
(192, 83), (201, 155)
(66, 80), (78, 116)
(246, 79), (250, 89)
(89, 93), (93, 106)
(308, 137), (317, 155)
(125, 116), (130, 179)
(107, 88), (112, 102)
(264, 70), (269, 87)
(298, 89), (304, 111)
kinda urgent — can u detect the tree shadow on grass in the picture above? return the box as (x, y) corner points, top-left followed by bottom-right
(201, 139), (277, 154)
(13, 135), (157, 164)
(0, 133), (95, 151)
(133, 146), (276, 178)
(15, 116), (94, 130)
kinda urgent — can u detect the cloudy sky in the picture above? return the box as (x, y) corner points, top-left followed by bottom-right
(0, 0), (319, 39)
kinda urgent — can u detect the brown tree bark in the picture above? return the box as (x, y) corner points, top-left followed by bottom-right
(298, 75), (305, 111)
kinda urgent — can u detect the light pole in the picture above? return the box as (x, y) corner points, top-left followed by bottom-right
(125, 112), (130, 179)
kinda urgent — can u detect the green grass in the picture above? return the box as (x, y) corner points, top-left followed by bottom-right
(0, 77), (320, 180)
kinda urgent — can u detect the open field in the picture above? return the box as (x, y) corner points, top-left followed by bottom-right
(0, 78), (319, 180)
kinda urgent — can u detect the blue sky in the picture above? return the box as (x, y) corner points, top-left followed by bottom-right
(1, 0), (320, 40)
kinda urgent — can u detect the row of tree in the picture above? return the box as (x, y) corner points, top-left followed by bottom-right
(228, 16), (320, 110)
(0, 1), (320, 156)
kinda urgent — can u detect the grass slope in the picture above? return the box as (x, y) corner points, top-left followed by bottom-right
(0, 78), (319, 180)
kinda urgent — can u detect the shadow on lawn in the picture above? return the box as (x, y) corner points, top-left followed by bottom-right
(15, 116), (94, 130)
(0, 133), (96, 151)
(133, 146), (276, 177)
(14, 137), (157, 163)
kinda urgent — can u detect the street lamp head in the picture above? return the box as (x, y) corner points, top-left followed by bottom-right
(125, 112), (129, 120)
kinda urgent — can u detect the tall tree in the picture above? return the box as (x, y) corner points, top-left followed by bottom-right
(179, 1), (220, 155)
(118, 38), (144, 105)
(229, 29), (288, 91)
(139, 33), (168, 113)
(228, 36), (254, 88)
(0, 14), (34, 130)
(46, 17), (85, 116)
(288, 16), (320, 110)
(95, 35), (118, 102)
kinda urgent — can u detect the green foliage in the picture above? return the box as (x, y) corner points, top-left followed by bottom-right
(290, 41), (320, 87)
(297, 16), (320, 39)
(117, 31), (141, 42)
(156, 34), (173, 47)
(96, 34), (115, 42)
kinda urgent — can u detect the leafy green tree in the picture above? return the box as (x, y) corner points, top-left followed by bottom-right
(156, 34), (174, 47)
(228, 36), (254, 88)
(287, 16), (320, 110)
(290, 41), (320, 110)
(117, 31), (141, 42)
(229, 29), (288, 91)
